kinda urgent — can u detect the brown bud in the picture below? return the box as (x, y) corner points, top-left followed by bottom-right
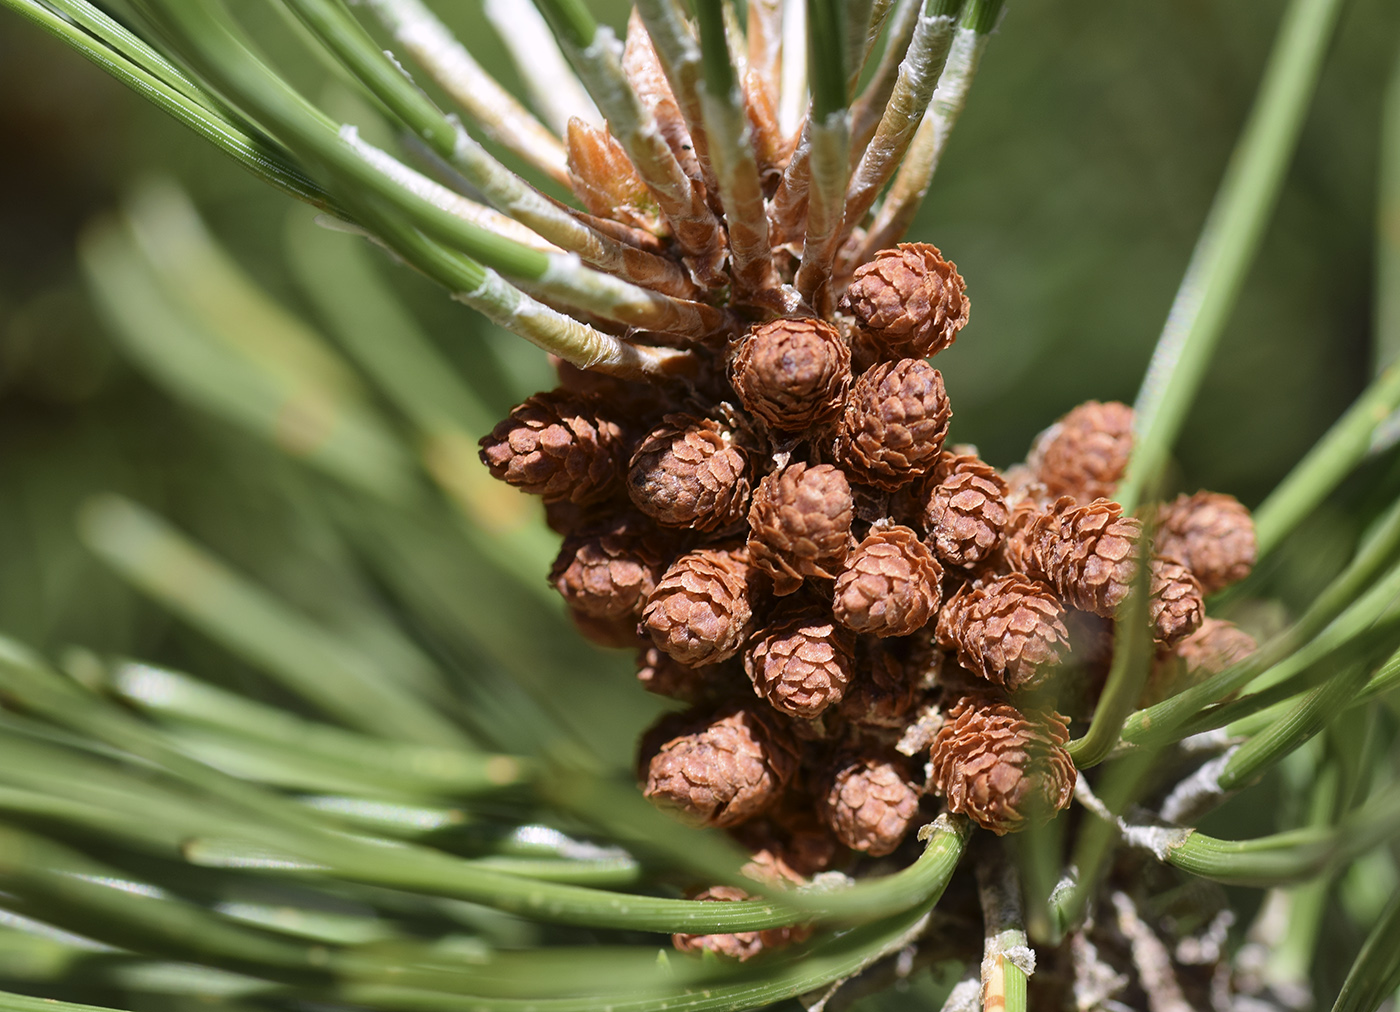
(837, 359), (952, 490)
(1028, 497), (1142, 617)
(1027, 401), (1134, 504)
(922, 453), (1010, 568)
(643, 546), (755, 665)
(1149, 556), (1205, 648)
(671, 885), (811, 960)
(1145, 617), (1257, 707)
(628, 414), (750, 531)
(1155, 492), (1257, 595)
(818, 752), (921, 856)
(566, 117), (663, 235)
(549, 517), (673, 618)
(745, 608), (856, 718)
(479, 390), (626, 504)
(832, 525), (943, 637)
(730, 317), (851, 432)
(936, 574), (1069, 692)
(747, 463), (854, 595)
(929, 694), (1075, 835)
(844, 244), (969, 366)
(642, 702), (799, 827)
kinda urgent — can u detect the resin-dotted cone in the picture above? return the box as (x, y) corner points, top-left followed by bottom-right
(844, 243), (969, 367)
(837, 359), (952, 491)
(747, 463), (854, 595)
(921, 452), (1010, 568)
(1028, 497), (1142, 616)
(730, 317), (851, 432)
(745, 607), (857, 719)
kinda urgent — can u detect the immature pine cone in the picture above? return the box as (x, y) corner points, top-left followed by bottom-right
(642, 703), (798, 827)
(745, 610), (856, 718)
(936, 574), (1069, 692)
(1029, 497), (1142, 616)
(1028, 401), (1135, 503)
(922, 454), (1010, 568)
(844, 243), (969, 365)
(747, 463), (854, 595)
(1155, 491), (1257, 595)
(671, 885), (811, 960)
(549, 518), (672, 618)
(628, 414), (750, 531)
(929, 695), (1075, 835)
(731, 318), (851, 432)
(1144, 618), (1257, 707)
(642, 547), (754, 665)
(479, 391), (626, 504)
(1148, 557), (1205, 648)
(832, 525), (943, 637)
(837, 359), (952, 490)
(818, 753), (920, 856)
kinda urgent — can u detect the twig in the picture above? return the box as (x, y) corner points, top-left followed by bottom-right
(977, 845), (1034, 1012)
(856, 1), (999, 262)
(539, 0), (728, 285)
(778, 0), (808, 137)
(795, 112), (850, 313)
(1111, 891), (1193, 1012)
(482, 0), (599, 135)
(360, 0), (570, 186)
(840, 5), (958, 245)
(694, 0), (776, 297)
(847, 0), (922, 157)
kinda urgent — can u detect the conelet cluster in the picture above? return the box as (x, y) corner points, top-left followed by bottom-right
(471, 9), (1260, 963)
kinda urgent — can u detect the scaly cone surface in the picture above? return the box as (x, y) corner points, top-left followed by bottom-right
(471, 7), (1260, 963)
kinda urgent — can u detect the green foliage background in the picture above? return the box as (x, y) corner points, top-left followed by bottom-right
(1, 1), (1400, 1007)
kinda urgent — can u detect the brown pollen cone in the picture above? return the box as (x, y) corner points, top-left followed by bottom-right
(642, 703), (799, 827)
(922, 453), (1010, 568)
(844, 243), (969, 368)
(1148, 556), (1205, 648)
(936, 574), (1069, 692)
(549, 517), (673, 618)
(832, 525), (943, 637)
(747, 463), (854, 595)
(929, 694), (1075, 835)
(730, 317), (851, 432)
(642, 546), (755, 665)
(1027, 400), (1135, 504)
(628, 414), (750, 531)
(1028, 497), (1142, 616)
(479, 390), (626, 504)
(671, 885), (812, 960)
(1155, 491), (1257, 595)
(818, 752), (921, 856)
(745, 608), (856, 718)
(837, 359), (951, 490)
(1144, 617), (1257, 707)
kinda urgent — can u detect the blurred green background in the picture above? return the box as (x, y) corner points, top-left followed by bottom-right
(1, 0), (1399, 725)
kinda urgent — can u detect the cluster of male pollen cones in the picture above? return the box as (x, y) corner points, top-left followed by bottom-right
(474, 2), (1261, 963)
